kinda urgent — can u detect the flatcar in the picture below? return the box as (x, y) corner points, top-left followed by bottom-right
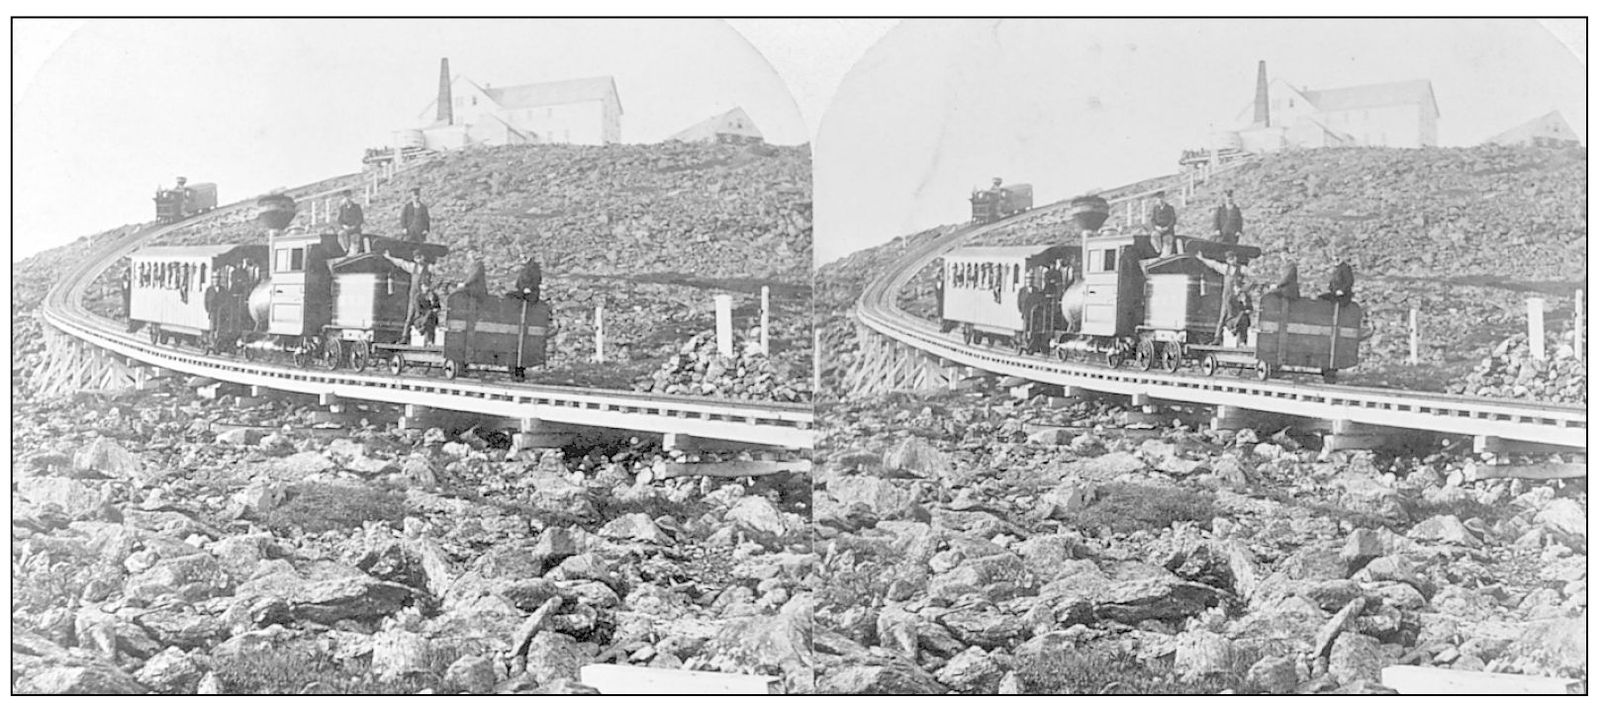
(129, 192), (551, 381)
(154, 177), (219, 223)
(939, 193), (1368, 381)
(970, 181), (1034, 224)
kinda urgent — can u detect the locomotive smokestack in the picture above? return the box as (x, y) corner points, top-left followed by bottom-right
(437, 58), (453, 125)
(1253, 60), (1269, 128)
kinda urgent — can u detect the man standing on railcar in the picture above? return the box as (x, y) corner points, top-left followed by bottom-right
(401, 188), (431, 244)
(337, 190), (366, 255)
(1213, 190), (1243, 244)
(1150, 191), (1178, 255)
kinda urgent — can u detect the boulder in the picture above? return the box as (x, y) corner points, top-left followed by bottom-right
(827, 474), (919, 518)
(234, 572), (413, 624)
(123, 553), (229, 602)
(15, 476), (108, 520)
(599, 513), (670, 544)
(817, 661), (945, 694)
(1327, 632), (1385, 685)
(444, 652), (498, 694)
(727, 495), (795, 537)
(936, 646), (1007, 693)
(927, 553), (1035, 601)
(370, 629), (433, 681)
(1407, 514), (1481, 546)
(521, 631), (586, 684)
(1535, 498), (1585, 538)
(1245, 654), (1299, 694)
(1173, 629), (1241, 681)
(17, 664), (146, 694)
(135, 647), (209, 693)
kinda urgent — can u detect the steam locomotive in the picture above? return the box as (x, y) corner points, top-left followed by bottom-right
(970, 179), (1034, 224)
(153, 177), (218, 223)
(128, 193), (551, 380)
(939, 195), (1366, 381)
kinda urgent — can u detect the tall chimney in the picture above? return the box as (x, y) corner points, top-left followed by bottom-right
(437, 58), (453, 125)
(1253, 60), (1269, 128)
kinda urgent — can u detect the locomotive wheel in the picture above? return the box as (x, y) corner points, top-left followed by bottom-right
(322, 336), (344, 370)
(1255, 360), (1274, 381)
(1105, 350), (1122, 368)
(1135, 339), (1156, 371)
(351, 340), (372, 372)
(147, 325), (161, 346)
(1162, 341), (1183, 373)
(1201, 353), (1219, 377)
(389, 354), (406, 376)
(443, 359), (461, 380)
(1055, 346), (1070, 362)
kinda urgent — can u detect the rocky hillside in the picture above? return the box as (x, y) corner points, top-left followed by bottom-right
(22, 142), (813, 395)
(813, 385), (1585, 694)
(818, 145), (1585, 399)
(13, 381), (813, 694)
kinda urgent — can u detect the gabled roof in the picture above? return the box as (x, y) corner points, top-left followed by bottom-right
(668, 107), (762, 141)
(484, 76), (621, 113)
(1304, 79), (1439, 118)
(1484, 110), (1580, 145)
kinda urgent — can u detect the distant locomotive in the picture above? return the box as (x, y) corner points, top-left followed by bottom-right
(939, 194), (1367, 381)
(154, 177), (219, 223)
(128, 193), (551, 380)
(970, 179), (1034, 224)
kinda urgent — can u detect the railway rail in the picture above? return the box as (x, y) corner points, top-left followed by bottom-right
(854, 185), (1586, 454)
(38, 176), (814, 451)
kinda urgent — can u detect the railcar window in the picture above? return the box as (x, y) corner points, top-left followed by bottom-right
(199, 264), (207, 288)
(275, 249), (291, 272)
(1103, 249), (1117, 272)
(291, 249), (305, 271)
(1013, 264), (1020, 286)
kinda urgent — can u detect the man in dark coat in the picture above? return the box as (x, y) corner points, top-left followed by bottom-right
(401, 188), (431, 243)
(509, 257), (542, 302)
(337, 190), (365, 254)
(1319, 260), (1355, 304)
(413, 283), (441, 343)
(1269, 262), (1300, 299)
(1150, 191), (1178, 255)
(1213, 190), (1243, 244)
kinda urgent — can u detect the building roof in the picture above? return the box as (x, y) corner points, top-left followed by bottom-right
(668, 107), (763, 142)
(132, 244), (260, 260)
(1484, 110), (1580, 145)
(1304, 79), (1439, 118)
(483, 76), (621, 113)
(945, 244), (1077, 262)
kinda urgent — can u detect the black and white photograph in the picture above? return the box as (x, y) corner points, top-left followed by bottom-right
(7, 13), (1593, 697)
(12, 18), (816, 695)
(812, 18), (1586, 694)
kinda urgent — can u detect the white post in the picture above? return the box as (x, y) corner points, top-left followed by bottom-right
(759, 286), (770, 355)
(1574, 289), (1585, 359)
(714, 294), (733, 357)
(1527, 297), (1546, 360)
(593, 306), (604, 362)
(1408, 307), (1420, 365)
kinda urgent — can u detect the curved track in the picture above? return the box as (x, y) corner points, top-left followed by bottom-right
(854, 185), (1586, 452)
(39, 176), (813, 450)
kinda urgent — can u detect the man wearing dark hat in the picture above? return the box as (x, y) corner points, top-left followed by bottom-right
(1150, 190), (1178, 255)
(1213, 189), (1243, 245)
(337, 189), (366, 254)
(401, 188), (431, 244)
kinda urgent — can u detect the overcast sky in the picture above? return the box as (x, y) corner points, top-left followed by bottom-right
(12, 18), (860, 260)
(813, 18), (1586, 265)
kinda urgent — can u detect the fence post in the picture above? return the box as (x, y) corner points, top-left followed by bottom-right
(714, 294), (733, 357)
(760, 285), (770, 355)
(593, 305), (604, 362)
(1527, 298), (1546, 360)
(1409, 307), (1420, 365)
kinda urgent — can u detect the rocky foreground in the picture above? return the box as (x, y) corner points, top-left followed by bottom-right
(12, 383), (813, 694)
(812, 385), (1586, 694)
